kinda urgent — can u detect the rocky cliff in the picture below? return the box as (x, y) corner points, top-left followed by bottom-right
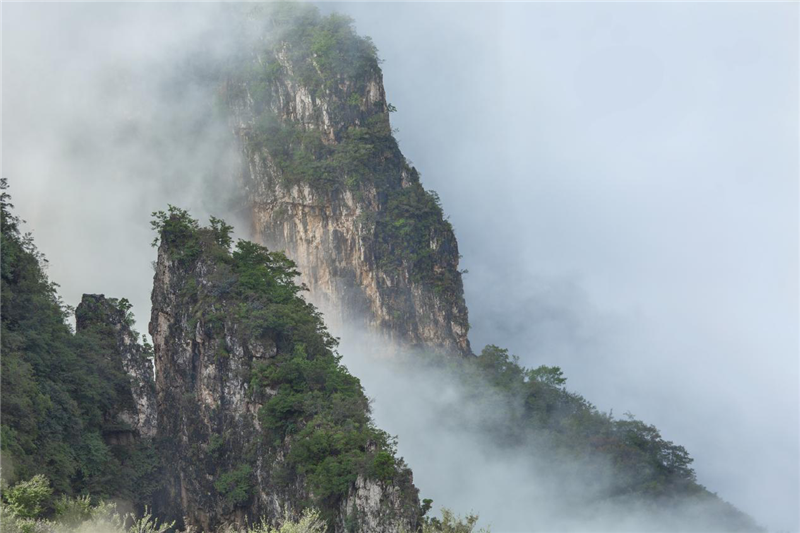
(148, 208), (421, 532)
(75, 294), (157, 441)
(224, 7), (470, 356)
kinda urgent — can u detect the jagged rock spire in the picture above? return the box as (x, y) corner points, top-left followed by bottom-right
(226, 6), (471, 357)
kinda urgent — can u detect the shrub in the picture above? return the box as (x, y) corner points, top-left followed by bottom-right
(2, 475), (52, 519)
(150, 206), (201, 264)
(423, 508), (487, 533)
(370, 451), (396, 483)
(53, 495), (93, 525)
(243, 509), (326, 533)
(0, 498), (174, 533)
(214, 465), (253, 507)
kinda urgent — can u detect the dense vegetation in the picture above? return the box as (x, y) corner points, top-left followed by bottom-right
(0, 476), (481, 533)
(412, 344), (762, 530)
(0, 180), (160, 512)
(247, 110), (397, 193)
(151, 207), (418, 523)
(450, 346), (697, 495)
(0, 184), (479, 531)
(0, 475), (313, 533)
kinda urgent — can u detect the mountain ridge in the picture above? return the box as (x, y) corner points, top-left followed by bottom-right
(0, 5), (768, 532)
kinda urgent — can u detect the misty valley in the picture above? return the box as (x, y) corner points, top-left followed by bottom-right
(1, 3), (794, 533)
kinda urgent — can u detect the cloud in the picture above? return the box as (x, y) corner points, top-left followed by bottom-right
(3, 2), (246, 332)
(333, 3), (799, 531)
(3, 2), (797, 531)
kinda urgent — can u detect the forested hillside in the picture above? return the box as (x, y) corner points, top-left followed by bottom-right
(0, 180), (160, 509)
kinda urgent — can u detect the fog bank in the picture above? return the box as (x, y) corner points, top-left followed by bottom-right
(3, 2), (797, 532)
(330, 3), (798, 531)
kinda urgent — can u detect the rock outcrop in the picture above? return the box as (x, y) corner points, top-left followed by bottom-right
(75, 294), (157, 440)
(225, 8), (471, 356)
(148, 211), (421, 531)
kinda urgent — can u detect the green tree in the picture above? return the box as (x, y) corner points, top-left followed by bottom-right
(2, 475), (53, 519)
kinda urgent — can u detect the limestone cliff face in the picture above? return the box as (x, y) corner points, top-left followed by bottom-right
(148, 215), (420, 532)
(75, 294), (157, 440)
(225, 12), (471, 356)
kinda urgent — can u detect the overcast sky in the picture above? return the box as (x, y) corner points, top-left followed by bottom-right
(3, 2), (798, 532)
(330, 3), (798, 531)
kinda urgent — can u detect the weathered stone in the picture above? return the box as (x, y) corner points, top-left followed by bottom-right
(227, 31), (472, 358)
(75, 294), (157, 439)
(148, 236), (420, 532)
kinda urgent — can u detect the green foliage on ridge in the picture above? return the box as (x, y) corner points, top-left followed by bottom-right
(151, 207), (418, 519)
(224, 22), (758, 527)
(248, 111), (397, 192)
(415, 344), (761, 531)
(450, 344), (698, 494)
(241, 4), (380, 100)
(233, 4), (399, 195)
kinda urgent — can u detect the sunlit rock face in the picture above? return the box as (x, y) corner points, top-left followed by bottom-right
(75, 294), (157, 440)
(225, 12), (471, 357)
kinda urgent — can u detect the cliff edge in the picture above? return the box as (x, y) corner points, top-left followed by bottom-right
(148, 208), (421, 531)
(225, 6), (470, 356)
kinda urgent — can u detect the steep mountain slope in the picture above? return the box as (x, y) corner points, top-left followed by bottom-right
(218, 6), (764, 532)
(225, 6), (470, 356)
(0, 7), (768, 531)
(149, 208), (421, 531)
(406, 345), (764, 531)
(1, 184), (423, 532)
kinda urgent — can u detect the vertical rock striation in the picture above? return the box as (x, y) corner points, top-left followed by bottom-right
(225, 8), (471, 356)
(75, 294), (157, 440)
(148, 211), (421, 531)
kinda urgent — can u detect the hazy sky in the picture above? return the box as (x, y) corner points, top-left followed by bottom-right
(330, 3), (798, 531)
(3, 2), (798, 532)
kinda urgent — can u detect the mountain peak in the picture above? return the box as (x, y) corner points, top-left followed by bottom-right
(226, 7), (471, 356)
